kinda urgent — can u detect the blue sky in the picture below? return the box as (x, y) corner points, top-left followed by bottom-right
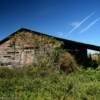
(0, 0), (100, 46)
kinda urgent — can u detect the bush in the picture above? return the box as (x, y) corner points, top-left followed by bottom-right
(58, 51), (77, 73)
(0, 67), (14, 78)
(0, 66), (100, 99)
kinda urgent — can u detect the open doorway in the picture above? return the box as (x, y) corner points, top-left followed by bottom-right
(86, 49), (100, 68)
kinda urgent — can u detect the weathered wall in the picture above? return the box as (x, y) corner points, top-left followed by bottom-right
(0, 31), (61, 66)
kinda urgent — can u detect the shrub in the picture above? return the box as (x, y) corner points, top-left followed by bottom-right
(0, 67), (14, 78)
(58, 51), (77, 73)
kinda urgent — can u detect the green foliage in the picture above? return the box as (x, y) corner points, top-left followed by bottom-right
(0, 30), (100, 99)
(0, 67), (14, 79)
(0, 66), (100, 99)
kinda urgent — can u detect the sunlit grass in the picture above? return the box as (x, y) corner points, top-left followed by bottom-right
(0, 65), (100, 100)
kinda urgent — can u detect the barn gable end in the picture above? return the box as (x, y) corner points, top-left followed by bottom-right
(0, 28), (62, 66)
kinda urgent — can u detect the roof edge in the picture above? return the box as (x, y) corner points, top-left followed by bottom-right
(0, 28), (100, 51)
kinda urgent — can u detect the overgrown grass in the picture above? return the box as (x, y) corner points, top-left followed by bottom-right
(0, 65), (100, 100)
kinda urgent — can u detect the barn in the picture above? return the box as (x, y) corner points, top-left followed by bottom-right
(0, 28), (100, 67)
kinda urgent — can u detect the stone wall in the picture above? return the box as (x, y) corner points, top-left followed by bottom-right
(0, 30), (62, 66)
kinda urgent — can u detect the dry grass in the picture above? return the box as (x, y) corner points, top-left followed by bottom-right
(58, 51), (77, 73)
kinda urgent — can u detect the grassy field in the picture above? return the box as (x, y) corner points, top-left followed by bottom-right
(0, 65), (100, 100)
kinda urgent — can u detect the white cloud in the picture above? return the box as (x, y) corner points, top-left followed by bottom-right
(80, 17), (100, 33)
(68, 12), (95, 34)
(57, 32), (64, 36)
(70, 22), (80, 27)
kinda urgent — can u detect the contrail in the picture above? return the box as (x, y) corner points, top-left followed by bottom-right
(80, 17), (100, 33)
(68, 12), (95, 34)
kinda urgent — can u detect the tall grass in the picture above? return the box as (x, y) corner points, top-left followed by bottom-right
(0, 65), (100, 100)
(0, 49), (99, 100)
